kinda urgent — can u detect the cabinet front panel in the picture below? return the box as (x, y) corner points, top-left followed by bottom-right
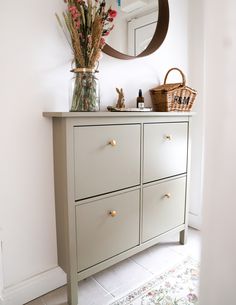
(74, 124), (140, 200)
(143, 123), (188, 183)
(142, 177), (186, 242)
(76, 190), (140, 271)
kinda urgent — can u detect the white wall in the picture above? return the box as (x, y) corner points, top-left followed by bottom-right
(0, 1), (69, 303)
(200, 0), (236, 303)
(100, 0), (189, 110)
(187, 0), (205, 229)
(0, 0), (190, 303)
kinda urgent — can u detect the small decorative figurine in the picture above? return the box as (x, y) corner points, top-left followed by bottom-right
(116, 88), (126, 109)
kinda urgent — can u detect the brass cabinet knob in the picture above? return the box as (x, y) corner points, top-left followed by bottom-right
(108, 139), (117, 147)
(164, 193), (171, 199)
(109, 210), (117, 217)
(164, 135), (172, 141)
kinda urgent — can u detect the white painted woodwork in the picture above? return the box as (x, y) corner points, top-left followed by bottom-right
(76, 190), (140, 271)
(128, 12), (157, 56)
(2, 267), (66, 305)
(142, 176), (186, 242)
(143, 122), (188, 183)
(43, 112), (192, 305)
(188, 0), (205, 230)
(74, 124), (140, 200)
(200, 1), (236, 303)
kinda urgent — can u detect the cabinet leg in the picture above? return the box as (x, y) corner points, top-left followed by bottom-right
(179, 229), (187, 245)
(67, 276), (78, 305)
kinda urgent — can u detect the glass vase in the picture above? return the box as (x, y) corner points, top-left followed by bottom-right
(70, 68), (100, 112)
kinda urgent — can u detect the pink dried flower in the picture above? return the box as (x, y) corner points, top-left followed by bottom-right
(69, 6), (77, 12)
(56, 0), (117, 68)
(76, 21), (80, 29)
(108, 9), (117, 18)
(100, 37), (105, 46)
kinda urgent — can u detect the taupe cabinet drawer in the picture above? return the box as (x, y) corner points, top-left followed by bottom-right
(74, 124), (140, 200)
(143, 123), (188, 183)
(76, 190), (140, 271)
(142, 177), (186, 242)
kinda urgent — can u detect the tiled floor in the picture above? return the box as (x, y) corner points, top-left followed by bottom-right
(26, 227), (201, 305)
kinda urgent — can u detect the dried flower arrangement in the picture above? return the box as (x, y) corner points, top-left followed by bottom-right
(56, 0), (117, 111)
(56, 0), (117, 69)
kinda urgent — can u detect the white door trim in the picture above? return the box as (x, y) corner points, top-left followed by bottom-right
(128, 11), (157, 56)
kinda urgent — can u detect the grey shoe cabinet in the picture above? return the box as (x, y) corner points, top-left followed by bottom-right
(43, 112), (193, 305)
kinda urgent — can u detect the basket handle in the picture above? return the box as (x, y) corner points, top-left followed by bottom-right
(164, 68), (186, 86)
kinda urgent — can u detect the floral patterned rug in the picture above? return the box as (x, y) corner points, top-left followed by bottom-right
(110, 257), (199, 305)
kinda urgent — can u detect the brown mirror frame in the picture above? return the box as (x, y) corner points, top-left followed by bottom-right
(103, 0), (169, 60)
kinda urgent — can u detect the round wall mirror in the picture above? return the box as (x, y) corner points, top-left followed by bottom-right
(103, 0), (169, 59)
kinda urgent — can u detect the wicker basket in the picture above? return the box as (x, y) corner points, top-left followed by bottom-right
(150, 68), (197, 112)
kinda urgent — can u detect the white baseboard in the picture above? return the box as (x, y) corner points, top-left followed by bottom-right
(189, 212), (202, 230)
(1, 267), (67, 305)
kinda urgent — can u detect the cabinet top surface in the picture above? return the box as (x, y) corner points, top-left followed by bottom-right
(43, 111), (195, 118)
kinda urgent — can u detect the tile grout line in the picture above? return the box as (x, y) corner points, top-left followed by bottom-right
(91, 276), (115, 299)
(96, 257), (155, 299)
(129, 257), (155, 275)
(92, 258), (152, 298)
(127, 257), (154, 274)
